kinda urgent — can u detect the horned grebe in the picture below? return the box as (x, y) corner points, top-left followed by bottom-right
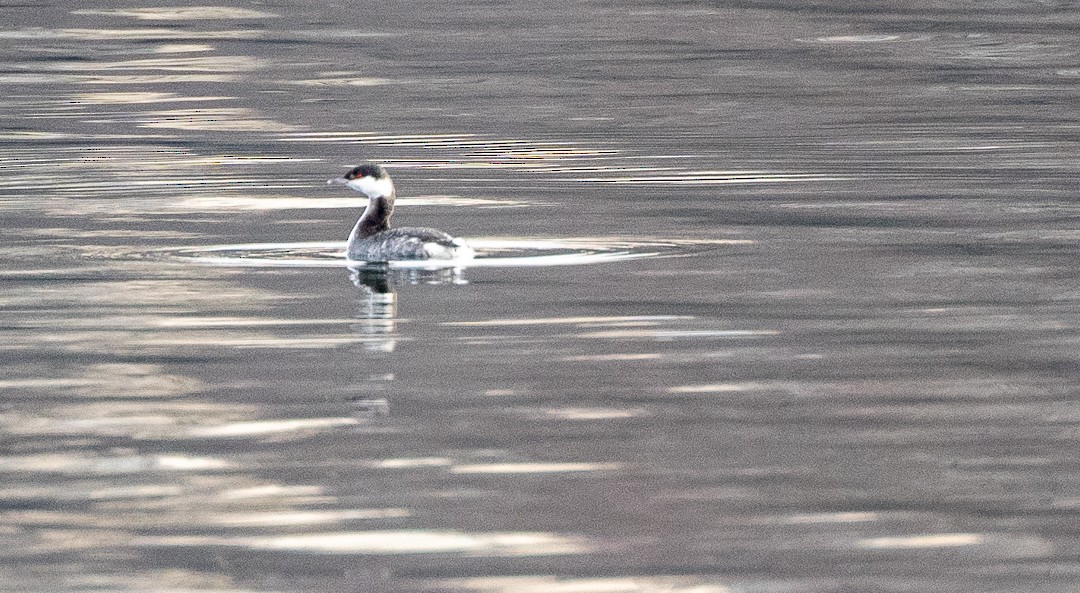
(328, 162), (475, 262)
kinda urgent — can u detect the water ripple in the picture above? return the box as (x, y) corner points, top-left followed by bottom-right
(25, 56), (260, 72)
(0, 28), (264, 41)
(137, 237), (744, 270)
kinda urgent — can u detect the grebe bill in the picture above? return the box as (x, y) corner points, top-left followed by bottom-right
(328, 162), (475, 262)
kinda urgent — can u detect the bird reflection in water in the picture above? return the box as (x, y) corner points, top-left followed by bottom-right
(348, 264), (467, 353)
(346, 265), (466, 423)
(349, 264), (398, 353)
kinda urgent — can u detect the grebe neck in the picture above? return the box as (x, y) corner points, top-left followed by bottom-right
(349, 195), (393, 242)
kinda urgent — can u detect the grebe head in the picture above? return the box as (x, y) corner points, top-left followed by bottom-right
(328, 162), (395, 199)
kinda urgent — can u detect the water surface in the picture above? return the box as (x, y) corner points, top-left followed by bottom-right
(3, 1), (1080, 592)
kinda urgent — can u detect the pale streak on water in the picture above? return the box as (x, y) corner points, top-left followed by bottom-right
(2, 1), (1080, 592)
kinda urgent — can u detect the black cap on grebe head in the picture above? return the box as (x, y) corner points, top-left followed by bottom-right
(343, 162), (388, 181)
(328, 161), (396, 199)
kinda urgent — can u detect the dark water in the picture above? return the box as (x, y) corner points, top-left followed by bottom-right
(3, 1), (1080, 592)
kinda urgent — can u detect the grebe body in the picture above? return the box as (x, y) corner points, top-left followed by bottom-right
(328, 162), (474, 262)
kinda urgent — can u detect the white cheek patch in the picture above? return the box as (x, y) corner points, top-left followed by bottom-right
(346, 175), (394, 198)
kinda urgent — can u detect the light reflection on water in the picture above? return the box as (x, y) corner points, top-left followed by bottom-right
(69, 7), (280, 20)
(139, 529), (591, 555)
